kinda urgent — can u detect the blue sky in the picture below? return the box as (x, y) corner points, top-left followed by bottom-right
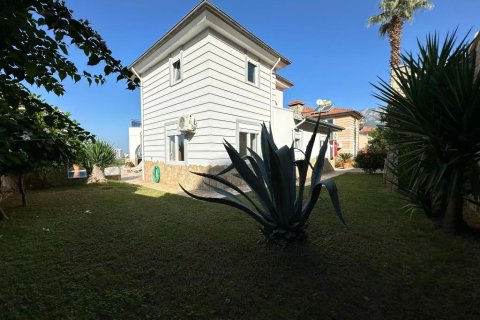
(33, 0), (480, 151)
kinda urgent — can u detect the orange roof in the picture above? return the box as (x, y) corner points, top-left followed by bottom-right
(288, 105), (315, 114)
(316, 107), (363, 120)
(360, 127), (374, 134)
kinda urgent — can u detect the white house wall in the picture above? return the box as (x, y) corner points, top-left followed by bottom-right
(194, 30), (274, 165)
(141, 30), (214, 165)
(271, 108), (330, 160)
(141, 27), (324, 167)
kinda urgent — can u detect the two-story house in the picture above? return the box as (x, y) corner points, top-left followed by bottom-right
(129, 1), (342, 189)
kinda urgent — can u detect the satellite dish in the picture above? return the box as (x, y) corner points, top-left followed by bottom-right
(315, 99), (333, 113)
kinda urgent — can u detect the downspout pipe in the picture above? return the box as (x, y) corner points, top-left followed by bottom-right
(269, 57), (281, 131)
(131, 67), (145, 181)
(294, 118), (306, 129)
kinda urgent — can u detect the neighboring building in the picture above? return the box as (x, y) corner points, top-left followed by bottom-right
(359, 127), (374, 151)
(114, 148), (124, 159)
(129, 1), (343, 188)
(318, 108), (363, 156)
(128, 120), (142, 165)
(293, 103), (363, 156)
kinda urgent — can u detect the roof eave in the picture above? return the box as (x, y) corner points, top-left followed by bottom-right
(319, 111), (363, 120)
(129, 0), (290, 70)
(294, 115), (344, 131)
(276, 74), (294, 89)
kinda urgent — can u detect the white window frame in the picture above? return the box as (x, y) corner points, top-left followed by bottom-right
(293, 129), (302, 149)
(169, 51), (183, 86)
(167, 134), (186, 164)
(238, 131), (259, 156)
(245, 56), (260, 87)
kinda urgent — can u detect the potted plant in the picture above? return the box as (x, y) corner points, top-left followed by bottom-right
(338, 153), (353, 169)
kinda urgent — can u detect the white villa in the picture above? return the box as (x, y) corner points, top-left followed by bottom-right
(129, 1), (343, 189)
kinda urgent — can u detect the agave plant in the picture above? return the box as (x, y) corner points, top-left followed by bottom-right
(180, 117), (344, 241)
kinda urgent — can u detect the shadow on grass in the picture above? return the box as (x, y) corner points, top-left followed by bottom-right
(0, 175), (480, 320)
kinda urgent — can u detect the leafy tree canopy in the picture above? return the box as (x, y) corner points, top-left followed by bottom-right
(0, 0), (138, 95)
(368, 0), (434, 36)
(0, 0), (139, 175)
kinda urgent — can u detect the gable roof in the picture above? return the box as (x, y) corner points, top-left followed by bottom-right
(130, 0), (291, 72)
(315, 107), (363, 120)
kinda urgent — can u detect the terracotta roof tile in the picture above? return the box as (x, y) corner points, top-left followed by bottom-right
(315, 107), (363, 120)
(360, 127), (374, 133)
(288, 105), (315, 115)
(320, 107), (354, 116)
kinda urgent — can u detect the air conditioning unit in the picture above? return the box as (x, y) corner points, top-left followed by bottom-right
(178, 114), (197, 133)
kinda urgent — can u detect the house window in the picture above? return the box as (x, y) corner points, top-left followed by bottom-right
(294, 137), (301, 149)
(294, 130), (302, 149)
(178, 134), (185, 161)
(168, 134), (185, 162)
(172, 59), (181, 83)
(250, 133), (258, 153)
(247, 62), (257, 84)
(239, 131), (258, 156)
(239, 132), (248, 156)
(325, 118), (334, 124)
(169, 136), (175, 161)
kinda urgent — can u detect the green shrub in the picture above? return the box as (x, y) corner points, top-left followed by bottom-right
(82, 140), (116, 174)
(181, 119), (345, 242)
(374, 32), (480, 233)
(354, 147), (386, 174)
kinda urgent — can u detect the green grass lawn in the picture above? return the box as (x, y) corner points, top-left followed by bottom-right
(1, 174), (479, 319)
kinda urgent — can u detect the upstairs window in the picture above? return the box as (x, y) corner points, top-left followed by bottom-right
(247, 62), (257, 84)
(172, 59), (181, 83)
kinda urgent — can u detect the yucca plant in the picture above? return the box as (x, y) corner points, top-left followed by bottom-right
(374, 32), (480, 233)
(180, 117), (344, 242)
(82, 140), (116, 183)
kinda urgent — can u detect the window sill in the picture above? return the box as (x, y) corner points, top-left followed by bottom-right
(171, 79), (183, 87)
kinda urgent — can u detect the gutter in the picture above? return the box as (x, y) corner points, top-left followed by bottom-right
(130, 67), (145, 181)
(269, 57), (281, 129)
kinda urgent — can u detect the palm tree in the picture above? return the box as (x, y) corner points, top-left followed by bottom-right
(368, 0), (434, 69)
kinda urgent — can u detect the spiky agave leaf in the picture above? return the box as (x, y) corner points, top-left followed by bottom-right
(181, 117), (345, 241)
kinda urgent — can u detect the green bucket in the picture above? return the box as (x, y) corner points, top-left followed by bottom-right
(153, 166), (160, 183)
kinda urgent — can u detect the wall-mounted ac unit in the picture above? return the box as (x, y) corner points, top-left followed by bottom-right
(178, 114), (197, 133)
